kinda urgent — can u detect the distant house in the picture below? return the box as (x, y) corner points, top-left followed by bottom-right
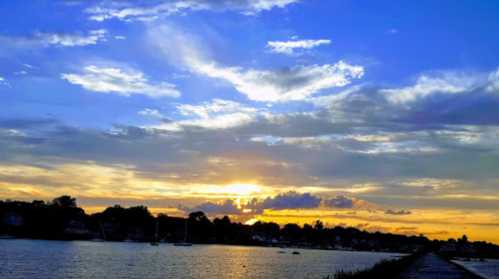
(251, 234), (266, 242)
(251, 234), (284, 246)
(3, 212), (24, 227)
(64, 219), (91, 237)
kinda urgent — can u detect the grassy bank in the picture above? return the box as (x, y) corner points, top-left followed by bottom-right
(325, 252), (422, 279)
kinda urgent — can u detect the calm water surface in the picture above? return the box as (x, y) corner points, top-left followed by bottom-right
(0, 239), (403, 279)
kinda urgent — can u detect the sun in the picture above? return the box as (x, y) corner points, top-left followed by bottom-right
(223, 183), (262, 209)
(223, 183), (262, 196)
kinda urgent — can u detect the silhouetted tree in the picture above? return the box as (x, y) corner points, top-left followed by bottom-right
(2, 196), (499, 259)
(52, 195), (77, 208)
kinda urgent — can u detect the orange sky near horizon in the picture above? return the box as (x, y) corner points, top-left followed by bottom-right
(1, 162), (499, 245)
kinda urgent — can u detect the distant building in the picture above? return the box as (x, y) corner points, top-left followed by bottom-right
(3, 212), (24, 227)
(64, 219), (91, 237)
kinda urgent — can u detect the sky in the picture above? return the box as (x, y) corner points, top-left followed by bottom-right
(1, 0), (499, 243)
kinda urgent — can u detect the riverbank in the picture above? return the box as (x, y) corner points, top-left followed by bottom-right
(326, 252), (421, 279)
(328, 252), (488, 279)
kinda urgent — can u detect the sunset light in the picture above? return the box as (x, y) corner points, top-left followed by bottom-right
(223, 183), (263, 197)
(2, 1), (499, 278)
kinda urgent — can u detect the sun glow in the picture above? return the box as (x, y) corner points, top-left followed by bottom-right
(223, 183), (262, 209)
(223, 183), (262, 196)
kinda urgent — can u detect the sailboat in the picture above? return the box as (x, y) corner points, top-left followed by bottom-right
(150, 220), (159, 246)
(174, 219), (192, 246)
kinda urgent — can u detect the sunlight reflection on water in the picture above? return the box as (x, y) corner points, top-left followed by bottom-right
(0, 239), (403, 279)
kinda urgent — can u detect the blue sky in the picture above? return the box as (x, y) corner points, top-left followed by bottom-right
(2, 0), (499, 129)
(1, 0), (499, 242)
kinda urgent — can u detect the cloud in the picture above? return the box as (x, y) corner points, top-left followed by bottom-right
(151, 25), (364, 102)
(345, 141), (441, 155)
(385, 209), (412, 215)
(323, 195), (354, 208)
(251, 134), (333, 149)
(248, 192), (321, 212)
(178, 99), (257, 118)
(14, 70), (28, 76)
(157, 99), (259, 130)
(36, 29), (107, 47)
(250, 133), (441, 155)
(0, 76), (7, 86)
(183, 193), (378, 216)
(381, 71), (480, 105)
(487, 68), (499, 93)
(0, 30), (108, 49)
(267, 39), (331, 55)
(184, 199), (242, 215)
(86, 0), (300, 21)
(3, 114), (499, 211)
(61, 65), (180, 98)
(138, 108), (164, 119)
(195, 61), (364, 102)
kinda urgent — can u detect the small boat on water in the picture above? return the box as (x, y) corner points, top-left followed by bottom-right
(150, 220), (160, 246)
(174, 219), (192, 247)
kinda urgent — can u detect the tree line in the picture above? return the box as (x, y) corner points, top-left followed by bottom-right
(1, 196), (498, 258)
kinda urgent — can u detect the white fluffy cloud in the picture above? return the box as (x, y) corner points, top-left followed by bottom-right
(267, 39), (331, 55)
(36, 29), (107, 47)
(0, 30), (108, 49)
(152, 25), (364, 102)
(87, 0), (299, 21)
(187, 56), (363, 103)
(382, 72), (479, 105)
(61, 65), (180, 98)
(0, 76), (7, 85)
(154, 99), (260, 130)
(487, 68), (499, 93)
(382, 68), (499, 105)
(138, 108), (164, 119)
(178, 98), (257, 118)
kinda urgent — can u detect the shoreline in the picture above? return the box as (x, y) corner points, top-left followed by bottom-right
(328, 252), (488, 279)
(0, 237), (407, 256)
(451, 259), (498, 279)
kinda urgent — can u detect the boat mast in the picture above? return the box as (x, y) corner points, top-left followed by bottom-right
(183, 219), (188, 242)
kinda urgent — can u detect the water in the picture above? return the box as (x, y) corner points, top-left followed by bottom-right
(453, 259), (499, 279)
(0, 239), (403, 279)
